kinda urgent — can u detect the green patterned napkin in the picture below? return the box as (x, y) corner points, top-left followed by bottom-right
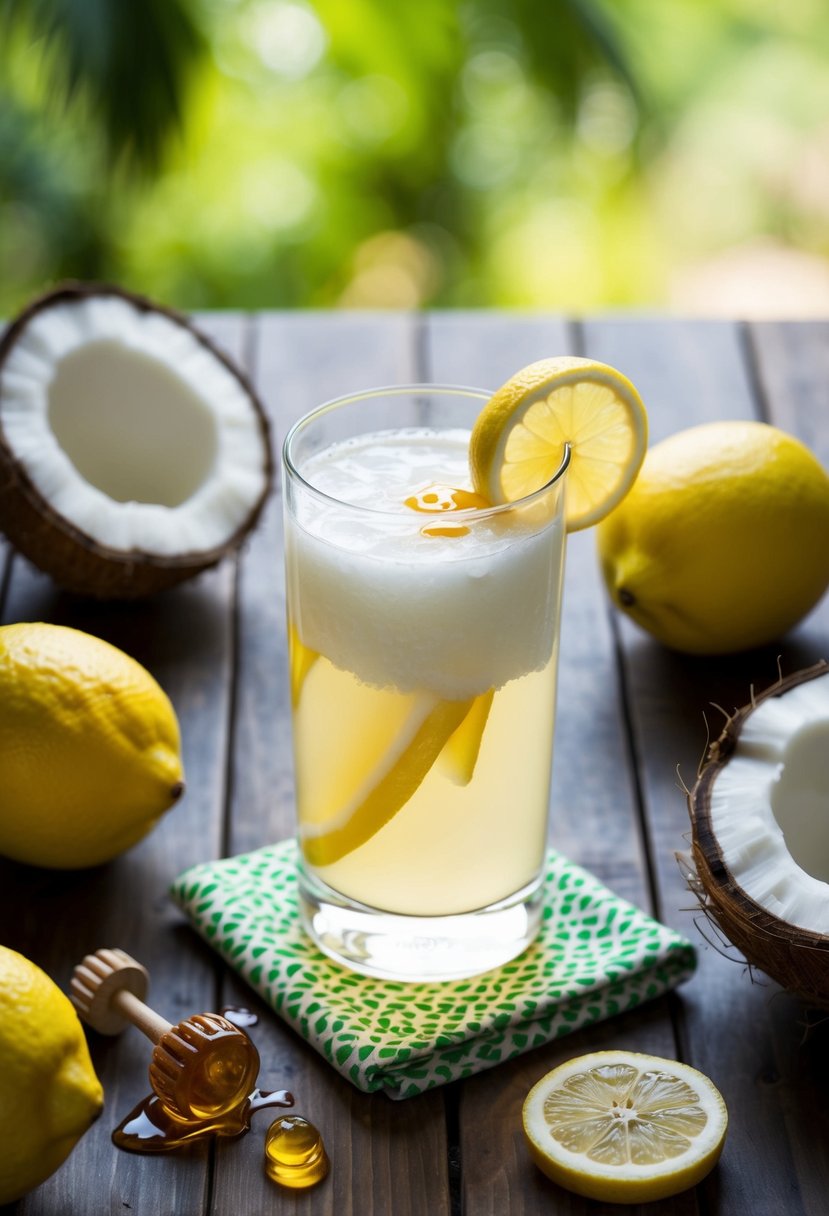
(170, 841), (695, 1100)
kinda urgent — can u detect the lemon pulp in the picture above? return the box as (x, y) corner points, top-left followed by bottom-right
(522, 1050), (728, 1203)
(469, 356), (648, 531)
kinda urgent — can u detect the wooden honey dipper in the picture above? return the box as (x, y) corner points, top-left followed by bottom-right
(70, 948), (261, 1123)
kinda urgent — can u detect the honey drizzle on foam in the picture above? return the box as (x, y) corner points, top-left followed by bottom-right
(291, 429), (563, 699)
(404, 483), (490, 537)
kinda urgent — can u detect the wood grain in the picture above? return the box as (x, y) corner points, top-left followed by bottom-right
(582, 317), (829, 1216)
(424, 313), (690, 1216)
(1, 312), (826, 1216)
(210, 311), (452, 1216)
(1, 315), (244, 1216)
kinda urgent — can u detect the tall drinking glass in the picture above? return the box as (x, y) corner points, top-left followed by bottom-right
(282, 386), (569, 981)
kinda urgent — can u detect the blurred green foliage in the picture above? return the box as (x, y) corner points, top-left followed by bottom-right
(1, 0), (829, 314)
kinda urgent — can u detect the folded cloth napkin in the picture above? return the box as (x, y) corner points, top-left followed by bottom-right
(171, 841), (695, 1100)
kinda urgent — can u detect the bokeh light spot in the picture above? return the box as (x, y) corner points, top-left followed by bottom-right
(244, 0), (327, 80)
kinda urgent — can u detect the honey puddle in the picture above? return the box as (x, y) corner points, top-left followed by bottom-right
(113, 1088), (295, 1153)
(112, 1006), (294, 1154)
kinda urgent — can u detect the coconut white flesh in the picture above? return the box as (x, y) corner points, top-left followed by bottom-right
(0, 295), (268, 557)
(710, 673), (829, 934)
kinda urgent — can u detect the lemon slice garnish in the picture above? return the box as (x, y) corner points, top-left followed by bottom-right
(288, 624), (318, 707)
(522, 1050), (728, 1204)
(470, 356), (648, 531)
(301, 694), (475, 867)
(438, 689), (494, 786)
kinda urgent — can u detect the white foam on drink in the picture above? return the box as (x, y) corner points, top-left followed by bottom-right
(285, 428), (566, 698)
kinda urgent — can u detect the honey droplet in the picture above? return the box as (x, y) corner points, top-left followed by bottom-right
(220, 1005), (259, 1030)
(264, 1115), (330, 1189)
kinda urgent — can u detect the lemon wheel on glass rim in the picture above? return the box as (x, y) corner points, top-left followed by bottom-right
(469, 355), (648, 530)
(522, 1050), (728, 1203)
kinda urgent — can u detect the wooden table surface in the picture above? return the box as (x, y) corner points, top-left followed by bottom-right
(1, 312), (828, 1216)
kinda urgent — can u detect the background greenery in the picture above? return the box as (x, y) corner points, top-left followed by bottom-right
(2, 0), (829, 315)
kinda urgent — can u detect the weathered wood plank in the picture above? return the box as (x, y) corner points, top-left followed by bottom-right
(748, 320), (829, 461)
(2, 312), (826, 1216)
(210, 311), (453, 1216)
(225, 311), (418, 855)
(583, 317), (758, 443)
(582, 316), (828, 1216)
(1, 314), (245, 1216)
(423, 313), (656, 899)
(424, 313), (690, 1216)
(742, 319), (829, 1216)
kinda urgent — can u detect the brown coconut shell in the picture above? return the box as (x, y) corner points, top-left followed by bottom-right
(688, 660), (829, 1008)
(0, 281), (274, 599)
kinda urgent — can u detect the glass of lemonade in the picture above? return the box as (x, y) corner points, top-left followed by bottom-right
(282, 386), (569, 981)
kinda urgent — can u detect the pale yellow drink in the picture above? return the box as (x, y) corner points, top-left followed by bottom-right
(292, 652), (557, 916)
(284, 421), (566, 947)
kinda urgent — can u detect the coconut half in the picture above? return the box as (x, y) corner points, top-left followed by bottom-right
(0, 282), (273, 598)
(689, 661), (829, 1008)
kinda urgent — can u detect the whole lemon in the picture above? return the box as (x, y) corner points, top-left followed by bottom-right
(596, 421), (829, 655)
(0, 945), (103, 1204)
(0, 622), (184, 867)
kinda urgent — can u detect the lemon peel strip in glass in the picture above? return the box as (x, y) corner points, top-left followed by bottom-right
(438, 689), (495, 786)
(302, 695), (475, 866)
(289, 624), (318, 707)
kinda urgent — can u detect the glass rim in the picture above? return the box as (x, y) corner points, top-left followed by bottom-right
(282, 383), (571, 520)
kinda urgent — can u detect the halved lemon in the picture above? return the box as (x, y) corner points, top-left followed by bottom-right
(470, 356), (648, 531)
(522, 1050), (728, 1203)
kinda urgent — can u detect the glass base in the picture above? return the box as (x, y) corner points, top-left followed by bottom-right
(297, 862), (544, 982)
